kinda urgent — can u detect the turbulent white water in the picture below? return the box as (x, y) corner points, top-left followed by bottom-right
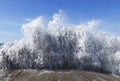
(0, 10), (120, 75)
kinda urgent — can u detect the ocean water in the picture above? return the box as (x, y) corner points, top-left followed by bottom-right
(0, 11), (120, 75)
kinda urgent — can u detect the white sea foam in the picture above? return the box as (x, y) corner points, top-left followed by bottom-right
(0, 10), (120, 75)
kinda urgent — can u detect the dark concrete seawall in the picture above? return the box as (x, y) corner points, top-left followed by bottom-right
(0, 70), (120, 81)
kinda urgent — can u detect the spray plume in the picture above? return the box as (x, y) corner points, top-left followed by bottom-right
(0, 11), (120, 75)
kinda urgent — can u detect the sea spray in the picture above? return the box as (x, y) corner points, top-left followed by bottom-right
(0, 11), (120, 75)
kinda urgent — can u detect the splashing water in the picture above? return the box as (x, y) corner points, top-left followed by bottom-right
(0, 10), (120, 75)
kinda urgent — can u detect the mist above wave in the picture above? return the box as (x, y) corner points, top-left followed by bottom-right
(0, 10), (120, 75)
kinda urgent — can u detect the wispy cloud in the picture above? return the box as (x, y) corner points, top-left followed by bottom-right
(0, 22), (21, 26)
(0, 31), (14, 35)
(0, 19), (22, 26)
(24, 18), (32, 22)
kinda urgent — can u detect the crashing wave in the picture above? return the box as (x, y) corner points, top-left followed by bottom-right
(0, 10), (120, 75)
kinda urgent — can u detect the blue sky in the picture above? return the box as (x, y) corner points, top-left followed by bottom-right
(0, 0), (120, 42)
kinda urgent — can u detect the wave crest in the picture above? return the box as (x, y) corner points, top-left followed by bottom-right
(0, 11), (120, 75)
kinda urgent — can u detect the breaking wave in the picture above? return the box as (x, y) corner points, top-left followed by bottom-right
(0, 10), (120, 75)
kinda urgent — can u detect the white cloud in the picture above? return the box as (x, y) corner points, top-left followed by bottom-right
(0, 31), (14, 35)
(24, 18), (32, 22)
(0, 22), (21, 26)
